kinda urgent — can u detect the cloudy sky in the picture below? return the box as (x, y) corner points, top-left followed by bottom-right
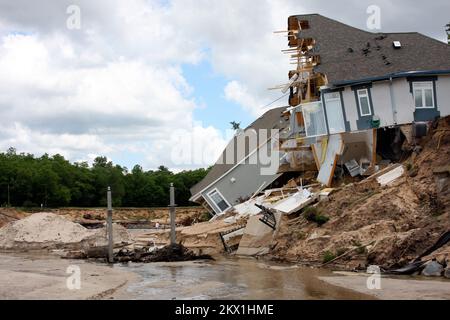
(0, 0), (448, 171)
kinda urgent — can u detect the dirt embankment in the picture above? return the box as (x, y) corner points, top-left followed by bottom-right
(0, 207), (208, 227)
(0, 206), (227, 258)
(46, 207), (208, 225)
(270, 118), (450, 270)
(0, 208), (29, 228)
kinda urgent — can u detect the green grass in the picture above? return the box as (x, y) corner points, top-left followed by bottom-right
(322, 251), (336, 264)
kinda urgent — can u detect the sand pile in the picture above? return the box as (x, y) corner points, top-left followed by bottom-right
(0, 212), (132, 251)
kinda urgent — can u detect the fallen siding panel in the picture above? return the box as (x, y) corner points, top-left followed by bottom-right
(317, 134), (344, 186)
(377, 165), (405, 186)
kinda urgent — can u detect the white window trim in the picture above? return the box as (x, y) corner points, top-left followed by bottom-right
(413, 81), (435, 109)
(207, 188), (232, 214)
(357, 89), (372, 117)
(324, 92), (341, 102)
(324, 92), (346, 134)
(303, 101), (329, 138)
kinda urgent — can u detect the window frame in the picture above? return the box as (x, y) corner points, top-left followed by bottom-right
(302, 101), (328, 138)
(356, 89), (372, 117)
(412, 81), (435, 109)
(323, 92), (346, 134)
(207, 188), (231, 214)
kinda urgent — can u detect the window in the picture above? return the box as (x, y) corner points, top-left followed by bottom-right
(302, 101), (328, 137)
(324, 92), (346, 134)
(207, 189), (230, 213)
(357, 89), (372, 116)
(413, 82), (434, 109)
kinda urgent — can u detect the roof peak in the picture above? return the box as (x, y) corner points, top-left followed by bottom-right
(285, 14), (450, 85)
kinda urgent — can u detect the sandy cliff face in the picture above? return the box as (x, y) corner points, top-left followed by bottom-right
(270, 117), (450, 269)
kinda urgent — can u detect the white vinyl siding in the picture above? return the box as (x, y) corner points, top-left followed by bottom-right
(413, 82), (435, 109)
(357, 89), (372, 116)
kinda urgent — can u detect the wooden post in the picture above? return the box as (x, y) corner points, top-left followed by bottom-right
(107, 186), (114, 263)
(169, 183), (177, 245)
(7, 183), (10, 208)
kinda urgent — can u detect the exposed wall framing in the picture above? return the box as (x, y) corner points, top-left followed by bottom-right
(283, 16), (327, 107)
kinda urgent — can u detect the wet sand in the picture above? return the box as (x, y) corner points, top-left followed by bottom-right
(0, 253), (137, 300)
(1, 253), (447, 300)
(320, 272), (450, 300)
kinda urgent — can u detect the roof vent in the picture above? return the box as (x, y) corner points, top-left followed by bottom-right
(393, 41), (402, 49)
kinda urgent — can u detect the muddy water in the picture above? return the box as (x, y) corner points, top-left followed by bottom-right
(116, 258), (374, 300)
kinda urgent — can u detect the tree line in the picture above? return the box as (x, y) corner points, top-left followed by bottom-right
(0, 148), (209, 208)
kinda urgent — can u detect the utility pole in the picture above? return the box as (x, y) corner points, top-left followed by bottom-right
(7, 183), (10, 208)
(106, 186), (114, 263)
(169, 183), (177, 245)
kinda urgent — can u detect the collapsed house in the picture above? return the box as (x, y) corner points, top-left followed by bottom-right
(191, 14), (450, 216)
(280, 14), (450, 186)
(189, 107), (290, 216)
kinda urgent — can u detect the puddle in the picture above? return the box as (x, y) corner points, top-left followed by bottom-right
(116, 258), (373, 300)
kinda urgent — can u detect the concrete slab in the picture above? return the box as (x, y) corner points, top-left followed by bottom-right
(236, 212), (281, 257)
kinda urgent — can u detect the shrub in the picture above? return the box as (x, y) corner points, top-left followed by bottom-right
(315, 215), (330, 226)
(336, 248), (348, 256)
(303, 206), (319, 221)
(356, 246), (368, 255)
(322, 251), (336, 264)
(303, 207), (330, 226)
(352, 240), (362, 247)
(198, 211), (211, 223)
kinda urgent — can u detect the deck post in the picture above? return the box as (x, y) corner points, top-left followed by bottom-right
(169, 183), (177, 245)
(107, 186), (114, 263)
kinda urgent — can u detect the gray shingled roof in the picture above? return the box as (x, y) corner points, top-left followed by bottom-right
(291, 14), (450, 85)
(190, 107), (288, 199)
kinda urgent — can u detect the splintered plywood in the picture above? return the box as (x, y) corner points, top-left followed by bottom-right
(311, 138), (328, 170)
(311, 144), (321, 170)
(317, 134), (344, 187)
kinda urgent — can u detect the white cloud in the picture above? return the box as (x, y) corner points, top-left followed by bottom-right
(0, 123), (112, 159)
(168, 0), (295, 117)
(0, 31), (225, 169)
(224, 81), (262, 115)
(0, 0), (447, 170)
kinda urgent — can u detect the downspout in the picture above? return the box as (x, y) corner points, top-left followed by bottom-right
(389, 77), (398, 125)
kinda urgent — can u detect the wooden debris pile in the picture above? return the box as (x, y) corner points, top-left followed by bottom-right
(115, 244), (213, 263)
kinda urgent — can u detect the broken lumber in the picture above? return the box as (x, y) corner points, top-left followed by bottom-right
(359, 163), (402, 184)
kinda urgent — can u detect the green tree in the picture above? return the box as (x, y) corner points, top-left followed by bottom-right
(0, 149), (210, 209)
